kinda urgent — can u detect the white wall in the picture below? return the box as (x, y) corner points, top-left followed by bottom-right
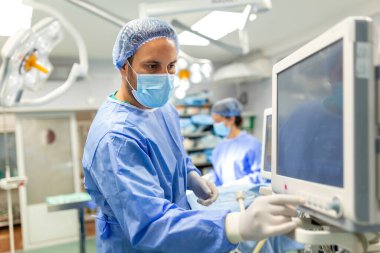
(187, 81), (238, 103)
(239, 79), (272, 140)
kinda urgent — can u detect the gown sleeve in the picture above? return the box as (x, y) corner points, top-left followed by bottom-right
(89, 131), (237, 253)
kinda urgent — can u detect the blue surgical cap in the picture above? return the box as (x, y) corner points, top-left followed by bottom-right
(112, 17), (179, 70)
(211, 98), (243, 117)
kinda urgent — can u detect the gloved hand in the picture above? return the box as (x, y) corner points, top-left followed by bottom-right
(225, 194), (304, 243)
(187, 171), (218, 206)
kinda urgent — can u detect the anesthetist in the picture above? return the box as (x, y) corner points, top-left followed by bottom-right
(82, 17), (304, 253)
(211, 97), (266, 186)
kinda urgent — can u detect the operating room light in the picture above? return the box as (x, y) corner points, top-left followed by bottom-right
(178, 31), (210, 46)
(190, 71), (202, 84)
(0, 18), (64, 106)
(179, 79), (190, 91)
(175, 87), (186, 99)
(190, 63), (201, 73)
(201, 63), (213, 78)
(191, 11), (244, 40)
(0, 0), (33, 36)
(173, 76), (180, 88)
(177, 58), (189, 69)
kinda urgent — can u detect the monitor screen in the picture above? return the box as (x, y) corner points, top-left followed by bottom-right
(277, 39), (344, 188)
(263, 114), (272, 173)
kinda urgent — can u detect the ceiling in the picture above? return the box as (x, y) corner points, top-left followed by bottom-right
(0, 0), (380, 65)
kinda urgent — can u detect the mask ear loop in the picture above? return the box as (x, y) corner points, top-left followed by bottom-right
(125, 60), (138, 91)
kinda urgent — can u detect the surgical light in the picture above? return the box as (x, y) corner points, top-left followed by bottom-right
(0, 18), (63, 106)
(190, 71), (202, 84)
(190, 63), (201, 73)
(175, 87), (186, 100)
(173, 76), (180, 88)
(178, 69), (190, 80)
(201, 63), (213, 76)
(0, 0), (88, 108)
(177, 57), (189, 69)
(179, 79), (190, 91)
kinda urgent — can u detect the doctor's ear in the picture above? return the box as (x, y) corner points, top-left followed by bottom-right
(121, 57), (134, 76)
(120, 64), (128, 76)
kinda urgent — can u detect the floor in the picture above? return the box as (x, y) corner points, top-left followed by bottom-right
(0, 221), (96, 253)
(16, 238), (96, 253)
(1, 223), (300, 253)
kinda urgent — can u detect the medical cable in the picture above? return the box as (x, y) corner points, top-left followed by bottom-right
(235, 191), (267, 253)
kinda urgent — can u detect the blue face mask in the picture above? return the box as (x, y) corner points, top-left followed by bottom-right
(126, 61), (174, 108)
(213, 121), (231, 137)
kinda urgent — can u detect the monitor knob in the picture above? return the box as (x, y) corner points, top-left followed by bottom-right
(328, 197), (342, 217)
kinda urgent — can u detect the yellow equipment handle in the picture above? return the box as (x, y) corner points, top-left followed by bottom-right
(23, 53), (49, 74)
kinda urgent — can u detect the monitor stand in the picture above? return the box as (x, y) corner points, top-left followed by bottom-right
(292, 217), (380, 253)
(259, 185), (380, 253)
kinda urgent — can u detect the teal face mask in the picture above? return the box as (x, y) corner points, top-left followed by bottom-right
(126, 61), (174, 108)
(213, 121), (231, 137)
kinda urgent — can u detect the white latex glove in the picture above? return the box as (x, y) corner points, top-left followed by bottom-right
(187, 171), (218, 206)
(225, 194), (304, 243)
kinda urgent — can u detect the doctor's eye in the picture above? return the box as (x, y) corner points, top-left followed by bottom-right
(145, 64), (158, 70)
(168, 63), (176, 72)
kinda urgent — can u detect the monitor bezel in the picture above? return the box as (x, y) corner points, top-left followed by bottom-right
(261, 107), (272, 180)
(271, 16), (379, 230)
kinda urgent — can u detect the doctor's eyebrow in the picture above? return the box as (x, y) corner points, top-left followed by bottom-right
(141, 60), (177, 65)
(169, 60), (177, 66)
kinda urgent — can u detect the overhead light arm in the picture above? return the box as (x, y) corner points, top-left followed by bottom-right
(142, 0), (271, 55)
(65, 0), (128, 27)
(238, 5), (252, 55)
(65, 0), (244, 55)
(139, 0), (271, 17)
(239, 4), (252, 31)
(64, 0), (257, 55)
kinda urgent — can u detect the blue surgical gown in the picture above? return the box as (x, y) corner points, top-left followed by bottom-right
(82, 97), (237, 253)
(211, 132), (265, 186)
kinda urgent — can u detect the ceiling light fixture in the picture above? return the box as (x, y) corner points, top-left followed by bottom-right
(0, 0), (33, 36)
(178, 31), (210, 46)
(191, 11), (243, 40)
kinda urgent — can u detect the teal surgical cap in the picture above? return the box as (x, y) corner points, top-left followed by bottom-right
(212, 97), (243, 117)
(112, 17), (179, 70)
